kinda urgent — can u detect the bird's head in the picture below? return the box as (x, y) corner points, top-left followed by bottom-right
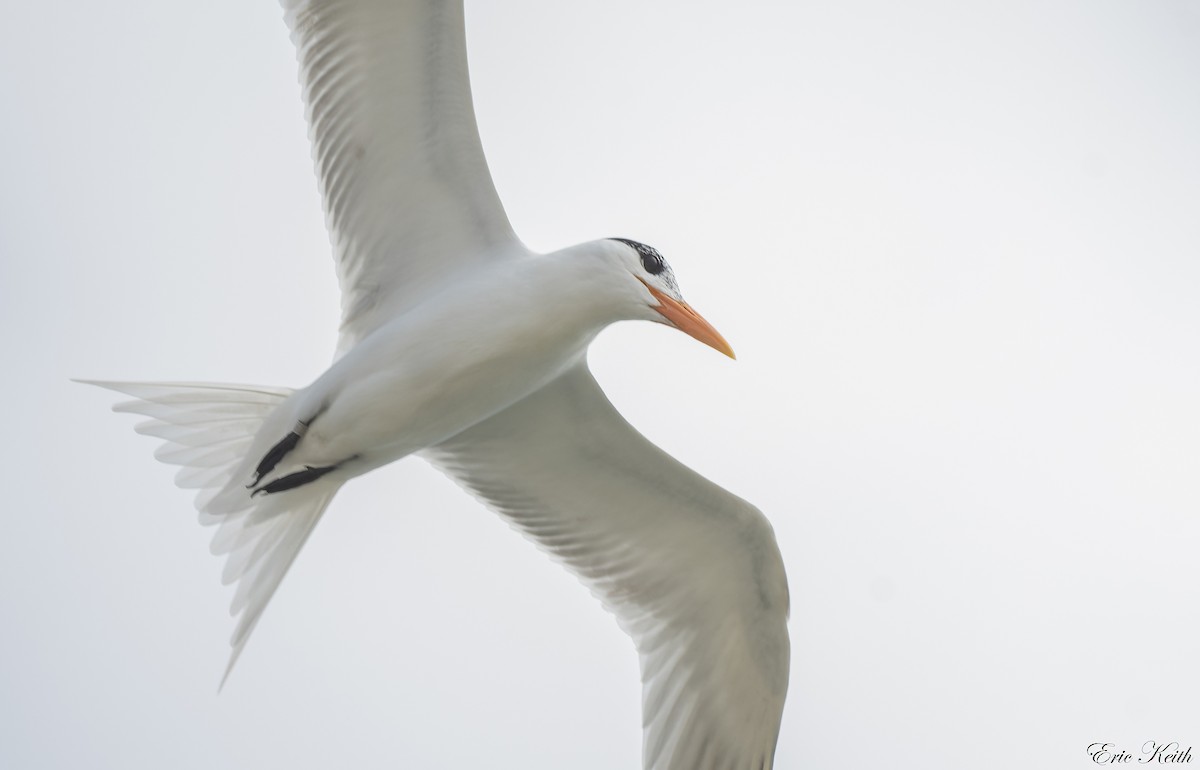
(606, 237), (735, 359)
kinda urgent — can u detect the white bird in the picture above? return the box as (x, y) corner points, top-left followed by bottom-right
(85, 2), (790, 768)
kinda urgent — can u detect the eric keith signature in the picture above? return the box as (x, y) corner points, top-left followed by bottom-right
(1088, 742), (1193, 764)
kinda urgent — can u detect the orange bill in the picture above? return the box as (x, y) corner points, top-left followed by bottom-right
(640, 279), (736, 359)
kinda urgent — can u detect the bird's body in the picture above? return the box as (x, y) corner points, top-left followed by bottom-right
(240, 242), (632, 484)
(86, 1), (791, 768)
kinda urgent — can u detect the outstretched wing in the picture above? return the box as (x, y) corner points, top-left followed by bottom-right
(282, 0), (525, 353)
(424, 364), (791, 770)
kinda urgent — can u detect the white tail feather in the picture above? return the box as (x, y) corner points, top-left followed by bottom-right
(80, 380), (340, 688)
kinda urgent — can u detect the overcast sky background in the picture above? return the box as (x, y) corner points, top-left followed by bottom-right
(3, 1), (1199, 768)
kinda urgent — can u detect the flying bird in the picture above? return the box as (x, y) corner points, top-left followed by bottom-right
(85, 2), (790, 768)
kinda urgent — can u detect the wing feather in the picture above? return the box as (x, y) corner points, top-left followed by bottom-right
(425, 364), (790, 770)
(280, 0), (525, 352)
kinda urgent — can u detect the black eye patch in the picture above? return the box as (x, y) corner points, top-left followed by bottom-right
(609, 237), (666, 275)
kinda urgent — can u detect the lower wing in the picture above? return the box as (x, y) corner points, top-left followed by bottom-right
(424, 363), (790, 770)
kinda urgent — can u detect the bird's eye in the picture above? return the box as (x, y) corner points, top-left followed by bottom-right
(641, 252), (666, 275)
(609, 237), (667, 276)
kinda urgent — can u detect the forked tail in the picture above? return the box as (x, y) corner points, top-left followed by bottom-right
(80, 380), (341, 687)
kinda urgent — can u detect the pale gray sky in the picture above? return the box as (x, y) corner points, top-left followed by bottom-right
(2, 1), (1199, 768)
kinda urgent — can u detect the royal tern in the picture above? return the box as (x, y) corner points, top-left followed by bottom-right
(85, 1), (790, 768)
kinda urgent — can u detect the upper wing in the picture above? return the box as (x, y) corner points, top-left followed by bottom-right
(424, 364), (791, 770)
(281, 0), (525, 353)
